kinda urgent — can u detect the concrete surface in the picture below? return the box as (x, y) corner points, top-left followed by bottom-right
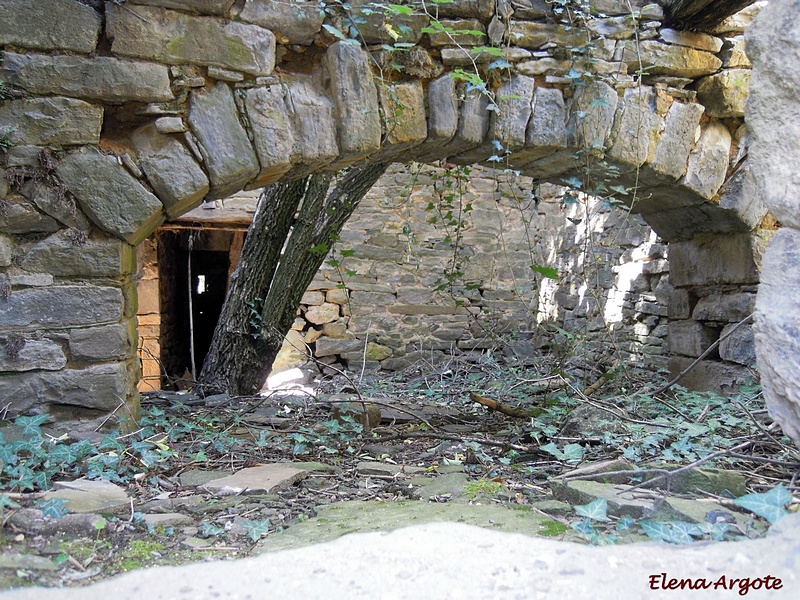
(2, 513), (798, 600)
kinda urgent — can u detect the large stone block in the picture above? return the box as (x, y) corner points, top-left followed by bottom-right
(692, 293), (755, 323)
(413, 75), (458, 160)
(20, 230), (135, 277)
(315, 335), (363, 357)
(0, 338), (66, 372)
(0, 196), (60, 234)
(525, 87), (567, 156)
(127, 0), (236, 15)
(667, 356), (752, 396)
(0, 286), (124, 330)
(69, 324), (132, 361)
(132, 124), (210, 218)
(376, 81), (427, 158)
(0, 0), (100, 53)
(323, 42), (382, 163)
(509, 22), (588, 49)
(494, 76), (535, 151)
(681, 122), (732, 200)
(435, 0), (495, 20)
(754, 227), (800, 447)
(0, 363), (129, 417)
(1, 53), (173, 103)
(0, 97), (103, 147)
(719, 323), (756, 366)
(23, 181), (91, 231)
(607, 86), (663, 169)
(714, 164), (769, 231)
(107, 4), (275, 76)
(696, 70), (751, 118)
(56, 148), (164, 245)
(621, 40), (722, 78)
(644, 101), (704, 182)
(567, 81), (618, 151)
(669, 320), (718, 357)
(188, 83), (260, 199)
(244, 86), (294, 186)
(440, 88), (490, 159)
(238, 0), (324, 45)
(669, 233), (768, 287)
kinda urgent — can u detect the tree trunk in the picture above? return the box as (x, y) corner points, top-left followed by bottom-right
(197, 162), (389, 396)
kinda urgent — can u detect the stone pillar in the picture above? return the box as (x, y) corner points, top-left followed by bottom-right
(747, 1), (800, 447)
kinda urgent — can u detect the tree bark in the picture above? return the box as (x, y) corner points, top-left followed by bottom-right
(197, 162), (389, 396)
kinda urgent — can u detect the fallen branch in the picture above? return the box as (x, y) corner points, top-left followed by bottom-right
(469, 392), (534, 418)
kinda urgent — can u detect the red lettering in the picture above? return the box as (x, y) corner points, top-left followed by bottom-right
(737, 577), (751, 596)
(766, 576), (782, 590)
(648, 574), (663, 590)
(714, 575), (729, 590)
(749, 577), (763, 590)
(666, 577), (680, 590)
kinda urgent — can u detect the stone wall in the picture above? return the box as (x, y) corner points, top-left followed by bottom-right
(0, 0), (773, 422)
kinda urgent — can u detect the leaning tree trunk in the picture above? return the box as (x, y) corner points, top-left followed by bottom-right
(197, 162), (389, 396)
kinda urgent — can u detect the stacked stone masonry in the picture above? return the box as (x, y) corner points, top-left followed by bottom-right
(0, 0), (776, 425)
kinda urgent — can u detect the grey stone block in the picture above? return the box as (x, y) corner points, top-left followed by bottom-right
(244, 86), (294, 186)
(1, 53), (173, 103)
(107, 3), (275, 76)
(692, 293), (755, 322)
(0, 97), (103, 147)
(669, 232), (770, 287)
(667, 356), (752, 396)
(0, 0), (100, 53)
(0, 338), (66, 372)
(494, 75), (535, 150)
(238, 0), (326, 45)
(23, 181), (91, 230)
(188, 83), (260, 199)
(440, 88), (490, 159)
(323, 42), (382, 164)
(621, 40), (722, 78)
(645, 100), (705, 182)
(127, 0), (235, 15)
(69, 324), (132, 361)
(376, 81), (427, 158)
(696, 70), (750, 118)
(20, 230), (134, 277)
(681, 122), (732, 200)
(281, 76), (340, 175)
(567, 81), (618, 151)
(0, 286), (123, 330)
(607, 86), (663, 169)
(0, 196), (60, 234)
(132, 124), (210, 218)
(719, 323), (756, 366)
(668, 320), (718, 357)
(56, 147), (164, 245)
(0, 363), (129, 417)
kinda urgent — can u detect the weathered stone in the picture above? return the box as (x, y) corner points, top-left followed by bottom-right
(622, 40), (722, 77)
(56, 148), (164, 245)
(0, 363), (129, 416)
(281, 76), (340, 173)
(440, 47), (531, 66)
(692, 293), (755, 322)
(719, 322), (756, 366)
(322, 321), (348, 338)
(46, 478), (129, 514)
(24, 181), (91, 230)
(659, 28), (723, 53)
(720, 36), (750, 68)
(1, 53), (173, 103)
(0, 0), (100, 53)
(305, 303), (341, 325)
(440, 88), (490, 158)
(715, 165), (768, 231)
(525, 87), (567, 155)
(188, 83), (260, 199)
(711, 1), (767, 34)
(326, 288), (349, 305)
(696, 70), (751, 118)
(273, 329), (309, 372)
(509, 0), (552, 19)
(417, 75), (458, 156)
(202, 464), (308, 496)
(0, 235), (12, 267)
(142, 513), (193, 528)
(129, 0), (236, 15)
(0, 97), (102, 147)
(5, 508), (109, 537)
(21, 230), (134, 277)
(509, 22), (588, 50)
(0, 196), (60, 234)
(607, 86), (662, 168)
(587, 15), (637, 39)
(69, 324), (132, 361)
(0, 285), (123, 329)
(754, 228), (800, 447)
(363, 342), (392, 361)
(377, 81), (427, 157)
(132, 124), (210, 218)
(668, 320), (718, 357)
(567, 81), (618, 150)
(315, 335), (363, 357)
(323, 42), (382, 163)
(348, 5), (429, 45)
(107, 3), (275, 76)
(155, 117), (186, 134)
(244, 86), (294, 186)
(427, 19), (486, 47)
(667, 356), (752, 396)
(670, 233), (767, 287)
(238, 0), (324, 45)
(645, 101), (705, 182)
(0, 553), (56, 572)
(436, 0), (495, 20)
(0, 338), (66, 372)
(494, 75), (535, 150)
(681, 122), (732, 200)
(301, 291), (325, 306)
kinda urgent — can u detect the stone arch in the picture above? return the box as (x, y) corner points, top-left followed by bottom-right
(0, 0), (772, 423)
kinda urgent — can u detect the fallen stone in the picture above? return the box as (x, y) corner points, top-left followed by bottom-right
(0, 97), (103, 147)
(181, 536), (213, 549)
(188, 82), (260, 199)
(665, 467), (748, 499)
(6, 508), (107, 537)
(201, 464), (308, 496)
(0, 553), (57, 571)
(1, 53), (173, 103)
(356, 462), (426, 477)
(415, 472), (469, 501)
(45, 478), (129, 514)
(667, 356), (753, 396)
(132, 124), (210, 218)
(0, 0), (100, 53)
(289, 462), (342, 474)
(56, 147), (164, 245)
(178, 470), (234, 488)
(106, 4), (275, 76)
(142, 513), (193, 528)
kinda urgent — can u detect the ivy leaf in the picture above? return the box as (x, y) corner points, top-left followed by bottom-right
(575, 498), (609, 522)
(561, 443), (584, 462)
(35, 498), (69, 519)
(539, 442), (562, 459)
(571, 517), (594, 535)
(14, 414), (50, 437)
(640, 520), (672, 542)
(615, 515), (635, 532)
(530, 264), (558, 280)
(241, 519), (272, 542)
(733, 485), (792, 524)
(322, 24), (348, 41)
(388, 4), (414, 15)
(308, 243), (329, 255)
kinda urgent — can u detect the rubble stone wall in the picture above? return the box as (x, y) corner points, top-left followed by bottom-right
(0, 0), (771, 423)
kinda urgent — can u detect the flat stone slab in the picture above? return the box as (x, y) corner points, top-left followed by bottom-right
(356, 461), (427, 477)
(201, 464), (308, 496)
(142, 513), (193, 528)
(44, 478), (129, 514)
(6, 515), (798, 599)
